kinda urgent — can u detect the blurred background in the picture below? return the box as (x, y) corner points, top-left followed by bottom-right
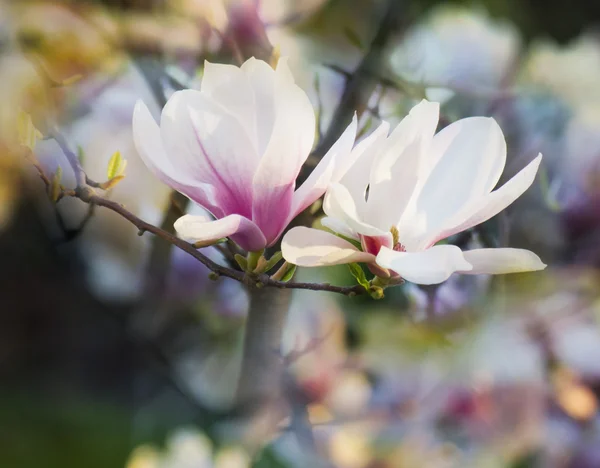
(2, 0), (600, 466)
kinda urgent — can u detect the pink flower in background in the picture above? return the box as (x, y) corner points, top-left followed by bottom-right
(133, 57), (357, 252)
(282, 100), (546, 284)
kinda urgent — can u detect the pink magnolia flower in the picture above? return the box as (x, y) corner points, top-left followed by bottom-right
(132, 57), (357, 252)
(282, 100), (546, 285)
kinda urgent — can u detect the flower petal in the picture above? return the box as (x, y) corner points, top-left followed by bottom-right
(427, 154), (543, 246)
(160, 89), (259, 218)
(252, 59), (316, 241)
(459, 248), (546, 275)
(289, 115), (358, 221)
(282, 227), (375, 267)
(174, 214), (267, 252)
(201, 60), (258, 150)
(376, 245), (472, 285)
(132, 100), (224, 217)
(413, 117), (507, 237)
(320, 216), (359, 240)
(338, 120), (390, 208)
(241, 57), (278, 154)
(323, 183), (389, 237)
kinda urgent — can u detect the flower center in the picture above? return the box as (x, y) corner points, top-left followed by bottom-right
(390, 225), (406, 252)
(360, 226), (406, 256)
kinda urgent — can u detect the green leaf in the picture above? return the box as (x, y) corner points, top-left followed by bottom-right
(348, 263), (370, 290)
(49, 166), (62, 202)
(77, 145), (85, 165)
(106, 151), (125, 180)
(262, 251), (283, 273)
(234, 254), (248, 271)
(281, 264), (297, 282)
(17, 109), (43, 151)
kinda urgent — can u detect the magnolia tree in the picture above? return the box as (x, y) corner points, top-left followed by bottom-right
(15, 0), (550, 461)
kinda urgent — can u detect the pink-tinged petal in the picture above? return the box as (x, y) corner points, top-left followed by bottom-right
(174, 214), (267, 252)
(323, 183), (389, 237)
(320, 216), (359, 240)
(289, 115), (358, 221)
(376, 245), (472, 285)
(160, 89), (259, 218)
(459, 248), (546, 275)
(414, 117), (507, 237)
(427, 154), (543, 246)
(252, 58), (315, 240)
(253, 183), (295, 246)
(360, 233), (394, 256)
(132, 100), (224, 217)
(282, 227), (375, 267)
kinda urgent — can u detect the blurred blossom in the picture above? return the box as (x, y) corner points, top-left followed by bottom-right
(14, 2), (118, 82)
(34, 63), (173, 300)
(134, 57), (358, 252)
(391, 6), (521, 93)
(283, 100), (545, 284)
(0, 53), (48, 149)
(521, 34), (600, 119)
(126, 428), (250, 468)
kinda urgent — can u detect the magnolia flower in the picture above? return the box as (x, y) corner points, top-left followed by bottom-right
(133, 57), (357, 252)
(282, 100), (546, 285)
(391, 7), (520, 92)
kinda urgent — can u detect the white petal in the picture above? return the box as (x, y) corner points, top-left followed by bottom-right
(202, 61), (258, 148)
(289, 115), (357, 221)
(415, 117), (507, 237)
(282, 227), (375, 267)
(320, 216), (359, 240)
(132, 100), (223, 217)
(174, 214), (267, 252)
(371, 99), (439, 187)
(323, 183), (388, 237)
(376, 245), (472, 285)
(338, 120), (390, 206)
(427, 154), (543, 245)
(459, 248), (546, 275)
(241, 57), (277, 153)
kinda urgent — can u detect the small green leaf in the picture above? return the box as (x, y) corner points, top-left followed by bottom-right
(234, 254), (248, 271)
(99, 175), (125, 190)
(281, 264), (297, 282)
(262, 251), (283, 273)
(77, 145), (85, 165)
(49, 166), (62, 202)
(343, 27), (364, 50)
(17, 109), (43, 151)
(348, 263), (370, 290)
(246, 249), (265, 272)
(106, 151), (124, 180)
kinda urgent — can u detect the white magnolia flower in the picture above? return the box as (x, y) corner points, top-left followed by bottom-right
(391, 7), (520, 92)
(282, 100), (546, 285)
(133, 57), (357, 252)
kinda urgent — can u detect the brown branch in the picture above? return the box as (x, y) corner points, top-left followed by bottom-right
(58, 184), (365, 297)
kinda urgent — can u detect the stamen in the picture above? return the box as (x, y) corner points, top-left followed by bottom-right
(390, 226), (405, 252)
(390, 226), (399, 246)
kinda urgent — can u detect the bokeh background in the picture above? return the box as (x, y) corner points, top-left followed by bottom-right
(2, 0), (600, 467)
